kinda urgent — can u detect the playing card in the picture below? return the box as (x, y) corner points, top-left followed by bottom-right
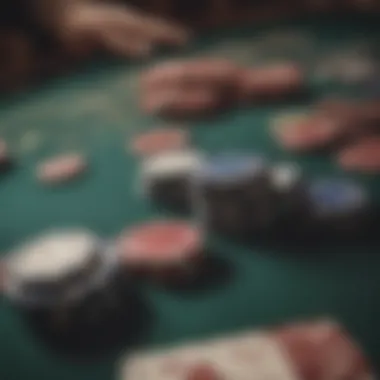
(120, 331), (299, 380)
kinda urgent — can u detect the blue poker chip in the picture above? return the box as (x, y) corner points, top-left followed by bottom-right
(308, 179), (369, 217)
(194, 153), (266, 185)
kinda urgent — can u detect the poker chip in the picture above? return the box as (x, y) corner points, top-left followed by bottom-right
(4, 229), (115, 306)
(270, 162), (302, 193)
(272, 112), (341, 152)
(140, 149), (204, 210)
(309, 179), (368, 216)
(117, 220), (203, 271)
(194, 152), (267, 186)
(141, 59), (239, 90)
(337, 137), (380, 173)
(307, 178), (370, 235)
(141, 87), (221, 118)
(37, 153), (87, 185)
(130, 128), (190, 157)
(237, 63), (304, 102)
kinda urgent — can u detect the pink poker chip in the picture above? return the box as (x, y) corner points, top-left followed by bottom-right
(338, 136), (380, 173)
(140, 87), (221, 118)
(130, 127), (189, 157)
(141, 59), (239, 90)
(273, 114), (341, 152)
(118, 220), (203, 267)
(37, 153), (87, 185)
(238, 63), (304, 101)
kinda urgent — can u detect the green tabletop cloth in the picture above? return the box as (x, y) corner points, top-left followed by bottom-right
(0, 14), (380, 380)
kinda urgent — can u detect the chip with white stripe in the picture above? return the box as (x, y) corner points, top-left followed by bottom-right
(140, 150), (204, 210)
(4, 229), (106, 305)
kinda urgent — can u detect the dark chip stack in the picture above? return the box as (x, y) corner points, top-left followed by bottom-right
(193, 153), (278, 240)
(306, 178), (372, 239)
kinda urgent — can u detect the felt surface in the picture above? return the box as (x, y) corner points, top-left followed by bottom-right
(0, 14), (379, 380)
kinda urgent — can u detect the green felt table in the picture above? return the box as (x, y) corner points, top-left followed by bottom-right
(1, 14), (380, 380)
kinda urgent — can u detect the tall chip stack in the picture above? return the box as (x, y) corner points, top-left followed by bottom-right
(2, 229), (124, 332)
(193, 153), (278, 240)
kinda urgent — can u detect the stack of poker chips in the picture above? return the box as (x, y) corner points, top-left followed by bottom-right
(305, 178), (372, 239)
(192, 152), (278, 239)
(3, 229), (120, 329)
(140, 149), (204, 212)
(139, 148), (373, 242)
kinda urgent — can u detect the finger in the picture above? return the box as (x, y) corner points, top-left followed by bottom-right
(337, 136), (380, 173)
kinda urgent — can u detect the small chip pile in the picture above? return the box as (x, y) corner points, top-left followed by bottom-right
(140, 59), (306, 118)
(272, 98), (380, 172)
(0, 48), (378, 374)
(131, 126), (373, 242)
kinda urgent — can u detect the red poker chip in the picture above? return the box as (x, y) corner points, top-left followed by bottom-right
(130, 128), (190, 157)
(238, 63), (303, 100)
(140, 87), (221, 119)
(36, 153), (87, 185)
(337, 136), (380, 173)
(117, 220), (202, 267)
(273, 114), (341, 152)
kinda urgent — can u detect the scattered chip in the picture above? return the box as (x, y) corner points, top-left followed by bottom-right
(307, 178), (370, 235)
(141, 87), (221, 119)
(130, 128), (190, 157)
(37, 153), (87, 185)
(270, 162), (302, 193)
(337, 136), (380, 173)
(237, 63), (304, 102)
(141, 59), (239, 90)
(272, 113), (341, 152)
(117, 220), (203, 280)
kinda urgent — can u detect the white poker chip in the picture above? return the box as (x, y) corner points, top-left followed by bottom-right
(271, 163), (302, 192)
(7, 230), (98, 282)
(4, 230), (116, 306)
(139, 150), (204, 196)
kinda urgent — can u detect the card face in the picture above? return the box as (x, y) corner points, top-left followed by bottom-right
(120, 331), (299, 380)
